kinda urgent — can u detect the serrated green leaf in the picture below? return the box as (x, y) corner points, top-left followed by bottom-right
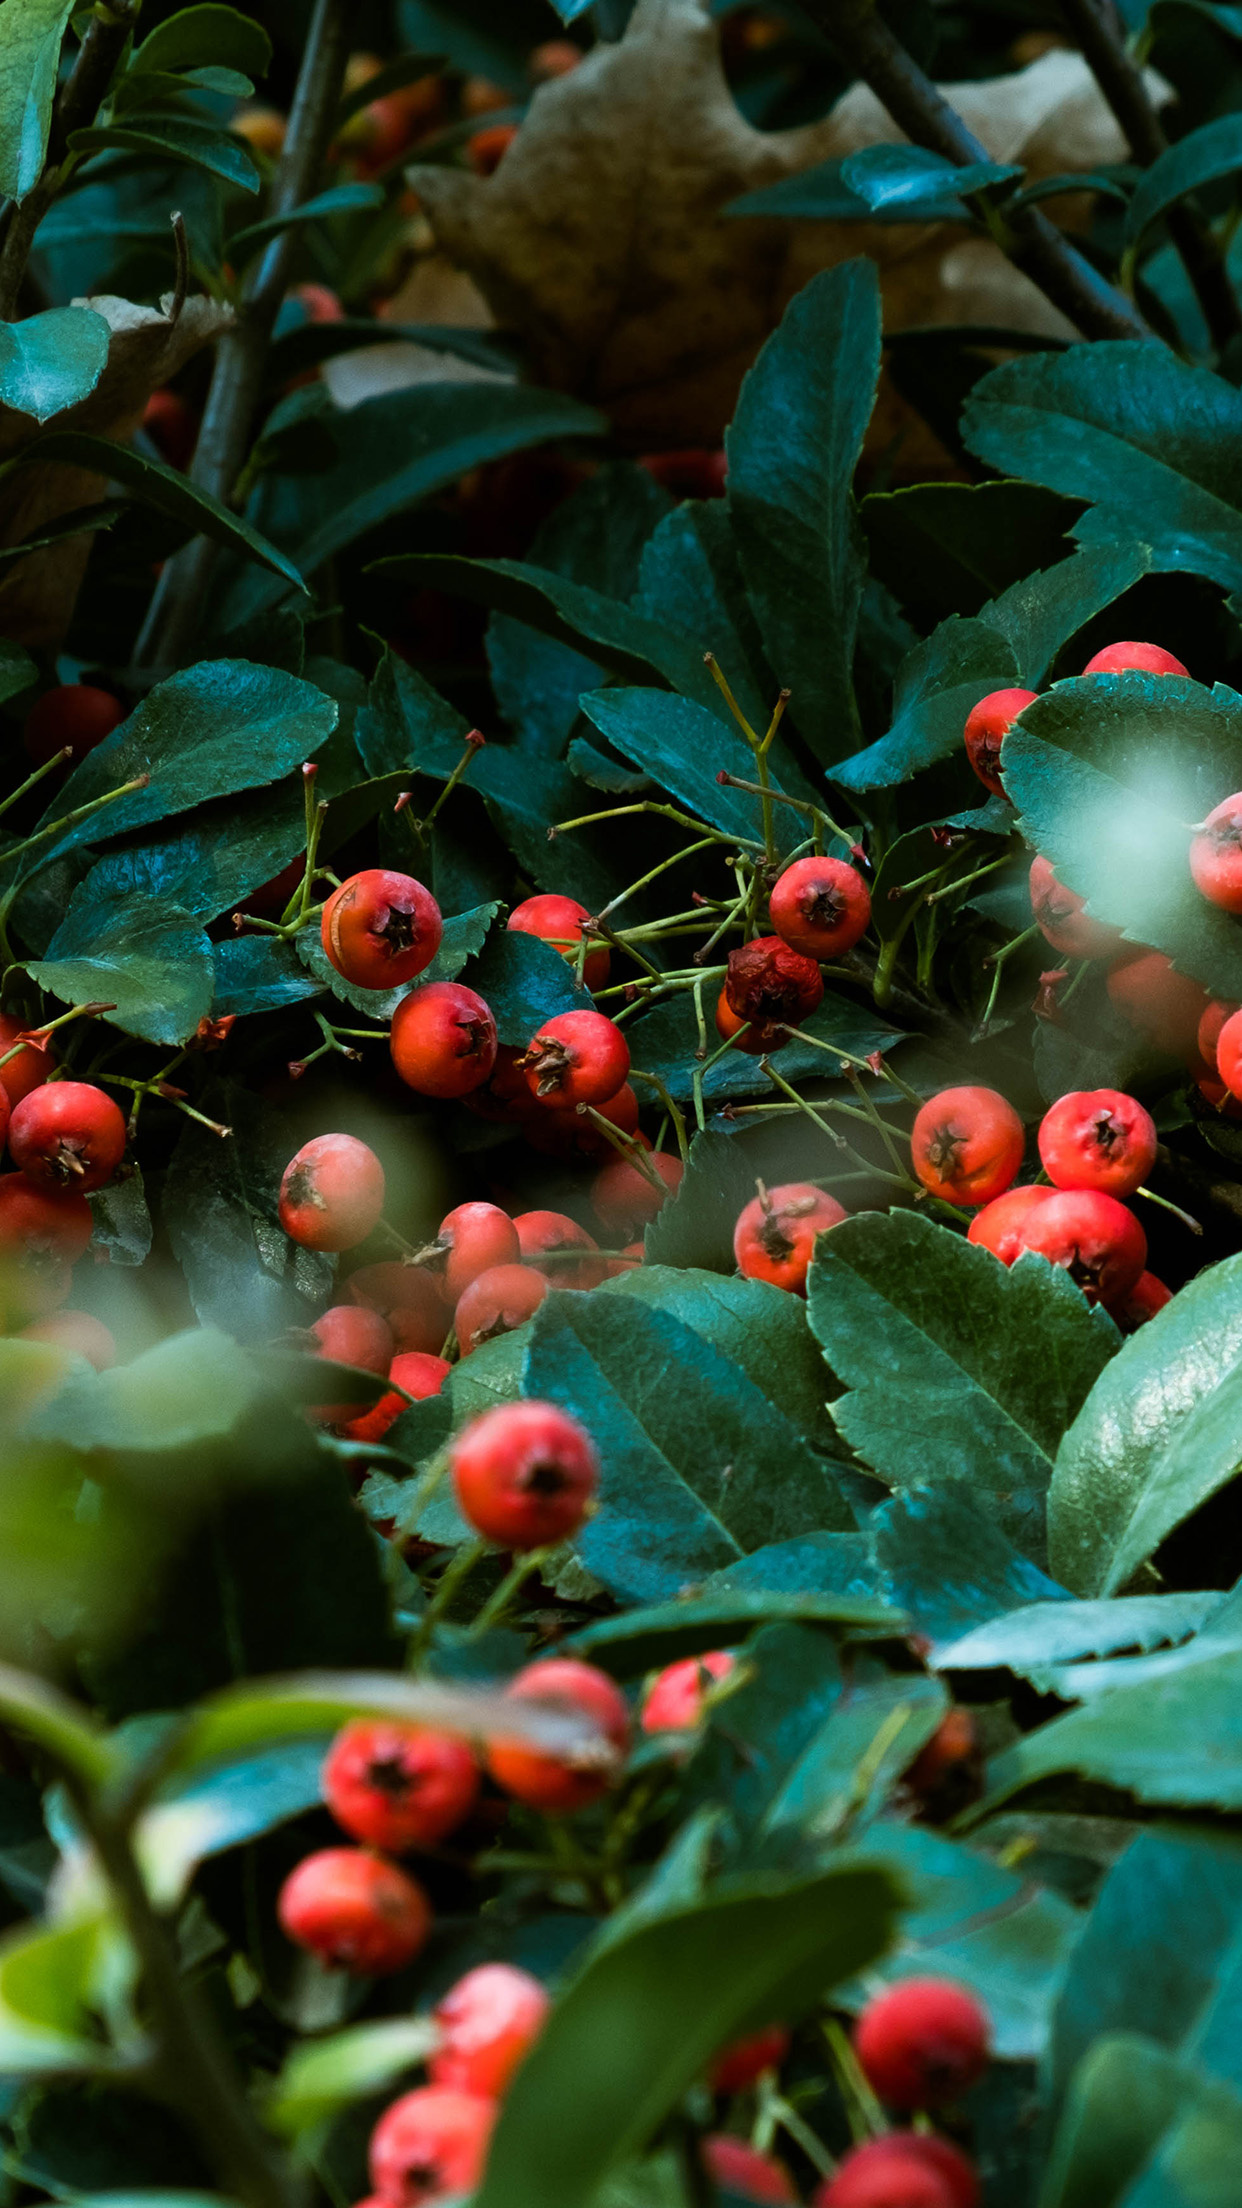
(212, 936), (325, 1019)
(577, 689), (811, 852)
(89, 1167), (153, 1268)
(728, 145), (1018, 224)
(870, 1485), (1071, 1647)
(28, 889), (213, 1046)
(624, 989), (904, 1104)
(0, 0), (74, 201)
(601, 1263), (837, 1445)
(568, 1588), (897, 1676)
(130, 3), (273, 75)
(633, 500), (775, 739)
(163, 1081), (332, 1339)
(936, 1592), (1218, 1683)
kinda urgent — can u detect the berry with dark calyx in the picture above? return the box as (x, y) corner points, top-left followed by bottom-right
(486, 1656), (629, 1814)
(961, 687), (1037, 798)
(1081, 640), (1188, 677)
(734, 1180), (848, 1294)
(369, 2087), (496, 2208)
(1190, 792), (1242, 913)
(454, 1263), (548, 1356)
(341, 1350), (450, 1443)
(591, 1148), (683, 1236)
(911, 1087), (1024, 1207)
(321, 870), (442, 990)
(19, 1311), (116, 1369)
(520, 1010), (630, 1109)
(710, 2025), (792, 2094)
(451, 1399), (597, 1549)
(966, 1184), (1055, 1264)
(347, 1262), (446, 1355)
(513, 1209), (606, 1290)
(309, 1305), (394, 1423)
(642, 1650), (735, 1733)
(1037, 1088), (1157, 1199)
(390, 982), (498, 1099)
(277, 1848), (431, 1975)
(429, 1962), (551, 2098)
(724, 936), (823, 1043)
(0, 1014), (53, 1108)
(280, 1134), (385, 1253)
(769, 856), (871, 959)
(854, 1978), (990, 2110)
(0, 1173), (93, 1264)
(23, 684), (124, 769)
(322, 1719), (479, 1852)
(703, 2136), (795, 2204)
(1028, 855), (1122, 960)
(816, 2134), (978, 2208)
(507, 894), (609, 991)
(1106, 951), (1211, 1059)
(9, 1081), (126, 1193)
(427, 1202), (520, 1303)
(1198, 1000), (1235, 1072)
(1016, 1187), (1146, 1306)
(525, 1082), (639, 1162)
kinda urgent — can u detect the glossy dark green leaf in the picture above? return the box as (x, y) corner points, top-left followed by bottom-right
(0, 640), (35, 705)
(229, 181), (384, 263)
(709, 1532), (879, 1600)
(1126, 114), (1242, 243)
(725, 262), (881, 764)
(936, 1591), (1218, 1683)
(212, 936), (324, 1019)
(28, 889), (213, 1046)
(462, 925), (593, 1045)
(639, 1132), (760, 1274)
(569, 1588), (896, 1675)
(861, 480), (1081, 625)
(0, 0), (74, 200)
(870, 1485), (1071, 1647)
(163, 1081), (332, 1337)
(130, 3), (273, 75)
(1041, 2033), (1236, 2208)
(578, 689), (810, 852)
(808, 1216), (1120, 1559)
(0, 497), (125, 569)
(728, 146), (1017, 224)
(522, 1293), (853, 1605)
(1048, 1253), (1242, 1595)
(89, 1168), (153, 1269)
(600, 1264), (837, 1446)
(979, 539), (1155, 686)
(0, 308), (110, 423)
(476, 1858), (900, 2208)
(962, 345), (1242, 597)
(633, 500), (776, 738)
(69, 115), (261, 192)
(832, 616), (1016, 793)
(624, 989), (904, 1104)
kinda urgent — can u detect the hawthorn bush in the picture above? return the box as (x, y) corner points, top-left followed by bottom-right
(7, 0), (1242, 2204)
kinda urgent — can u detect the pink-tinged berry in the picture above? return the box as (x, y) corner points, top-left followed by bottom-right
(24, 684), (124, 768)
(1198, 1000), (1235, 1073)
(346, 1262), (446, 1356)
(734, 1181), (847, 1293)
(961, 687), (1037, 798)
(486, 1657), (629, 1814)
(322, 1719), (479, 1852)
(9, 1081), (126, 1194)
(369, 2087), (497, 2207)
(1190, 792), (1242, 913)
(321, 869), (442, 990)
(277, 1848), (431, 1975)
(642, 1650), (735, 1732)
(703, 2135), (796, 2203)
(19, 1310), (116, 1368)
(390, 982), (498, 1099)
(341, 1350), (450, 1444)
(0, 1013), (53, 1108)
(1028, 855), (1122, 960)
(1218, 1007), (1242, 1099)
(1016, 1187), (1146, 1306)
(451, 1399), (597, 1549)
(507, 894), (609, 991)
(429, 1962), (551, 2098)
(1113, 1269), (1174, 1328)
(454, 1263), (549, 1356)
(1037, 1088), (1157, 1199)
(513, 1209), (606, 1290)
(710, 2025), (791, 2093)
(854, 1978), (990, 2110)
(966, 1184), (1055, 1264)
(279, 1134), (385, 1252)
(591, 1148), (683, 1236)
(308, 1305), (393, 1423)
(520, 1010), (630, 1108)
(0, 1173), (93, 1263)
(1106, 952), (1211, 1059)
(911, 1088), (1024, 1207)
(1081, 640), (1188, 677)
(815, 2133), (979, 2208)
(769, 856), (871, 959)
(429, 1202), (520, 1303)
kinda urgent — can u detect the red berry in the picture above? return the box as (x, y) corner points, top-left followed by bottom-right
(715, 986), (768, 1054)
(524, 1082), (640, 1162)
(1113, 1269), (1173, 1329)
(454, 1262), (548, 1356)
(1081, 639), (1188, 677)
(143, 387), (197, 470)
(293, 280), (345, 323)
(904, 1708), (977, 1794)
(530, 37), (582, 78)
(19, 1310), (116, 1368)
(1106, 951), (1211, 1058)
(911, 1087), (1024, 1207)
(507, 894), (609, 992)
(1190, 792), (1242, 912)
(429, 1202), (520, 1303)
(391, 982), (498, 1099)
(1015, 1187), (1146, 1305)
(0, 1014), (53, 1108)
(642, 1650), (735, 1732)
(703, 2136), (795, 2204)
(816, 2134), (979, 2208)
(734, 1180), (847, 1293)
(486, 1656), (629, 1813)
(1028, 855), (1122, 960)
(966, 1183), (1055, 1264)
(724, 936), (823, 1043)
(710, 2025), (791, 2094)
(961, 687), (1037, 798)
(854, 1978), (990, 2109)
(309, 1305), (393, 1423)
(591, 1148), (683, 1236)
(9, 1080), (126, 1194)
(322, 1719), (479, 1851)
(769, 856), (871, 958)
(369, 2087), (496, 2207)
(1037, 1088), (1156, 1199)
(341, 1350), (450, 1443)
(451, 1399), (597, 1549)
(429, 1962), (550, 2098)
(1198, 1000), (1235, 1072)
(520, 1010), (630, 1109)
(23, 684), (124, 769)
(321, 870), (442, 991)
(1218, 1007), (1242, 1098)
(346, 1262), (446, 1355)
(0, 1172), (92, 1263)
(468, 120), (519, 173)
(280, 1134), (385, 1252)
(277, 1848), (431, 1975)
(640, 448), (728, 498)
(513, 1209), (606, 1290)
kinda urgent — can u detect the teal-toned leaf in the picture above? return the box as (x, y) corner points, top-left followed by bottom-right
(861, 480), (1082, 627)
(296, 900), (498, 1022)
(229, 181), (385, 264)
(0, 308), (110, 424)
(979, 540), (1156, 687)
(600, 1264), (838, 1447)
(0, 0), (74, 201)
(1041, 2032), (1200, 2208)
(32, 1329), (264, 1455)
(725, 262), (881, 765)
(1126, 114), (1242, 243)
(624, 989), (904, 1105)
(89, 1167), (153, 1268)
(639, 1132), (763, 1276)
(69, 115), (262, 193)
(28, 889), (213, 1046)
(870, 1486), (1071, 1648)
(728, 147), (1017, 223)
(130, 3), (273, 76)
(476, 1859), (900, 2208)
(569, 1588), (896, 1676)
(0, 640), (35, 706)
(808, 1216), (1120, 1560)
(832, 615), (1016, 792)
(1048, 1253), (1242, 1595)
(212, 937), (324, 1019)
(633, 500), (775, 739)
(461, 925), (593, 1045)
(936, 1592), (1219, 1682)
(709, 1532), (879, 1601)
(577, 689), (810, 852)
(163, 1081), (333, 1338)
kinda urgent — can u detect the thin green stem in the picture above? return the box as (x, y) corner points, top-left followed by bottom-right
(0, 776), (149, 872)
(407, 1539), (487, 1669)
(629, 1069), (689, 1161)
(467, 1549), (550, 1637)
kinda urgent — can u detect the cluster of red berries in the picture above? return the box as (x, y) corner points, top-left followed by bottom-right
(714, 854), (871, 1054)
(912, 1081), (1166, 1320)
(0, 1012), (122, 1364)
(962, 637), (1188, 800)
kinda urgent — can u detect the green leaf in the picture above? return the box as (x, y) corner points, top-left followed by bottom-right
(577, 689), (813, 852)
(130, 3), (273, 76)
(0, 639), (35, 706)
(936, 1591), (1218, 1683)
(28, 889), (214, 1046)
(89, 1166), (153, 1268)
(869, 1485), (1070, 1648)
(522, 1292), (853, 1605)
(961, 344), (1242, 598)
(296, 899), (498, 1022)
(725, 262), (881, 765)
(624, 988), (904, 1105)
(229, 181), (384, 265)
(31, 1328), (264, 1455)
(0, 496), (126, 569)
(807, 1216), (1120, 1560)
(568, 1589), (897, 1675)
(1000, 675), (1242, 1001)
(0, 307), (110, 424)
(267, 2017), (439, 2137)
(979, 540), (1156, 687)
(1126, 114), (1242, 244)
(461, 924), (593, 1045)
(633, 500), (775, 739)
(212, 936), (324, 1019)
(1042, 2032), (1200, 2208)
(475, 1859), (900, 2208)
(638, 1133), (760, 1275)
(0, 0), (74, 201)
(728, 145), (1020, 224)
(831, 615), (1016, 792)
(1048, 1253), (1242, 1595)
(69, 115), (262, 194)
(601, 1263), (839, 1447)
(163, 1080), (332, 1339)
(861, 480), (1083, 627)
(0, 1917), (114, 2075)
(6, 432), (305, 591)
(0, 1663), (113, 1789)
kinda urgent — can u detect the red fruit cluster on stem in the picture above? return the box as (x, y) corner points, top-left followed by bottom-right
(369, 2087), (497, 2206)
(280, 1134), (385, 1252)
(486, 1656), (629, 1813)
(429, 1962), (550, 2097)
(910, 1087), (1024, 1207)
(853, 1978), (990, 2110)
(507, 894), (610, 991)
(322, 1719), (479, 1852)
